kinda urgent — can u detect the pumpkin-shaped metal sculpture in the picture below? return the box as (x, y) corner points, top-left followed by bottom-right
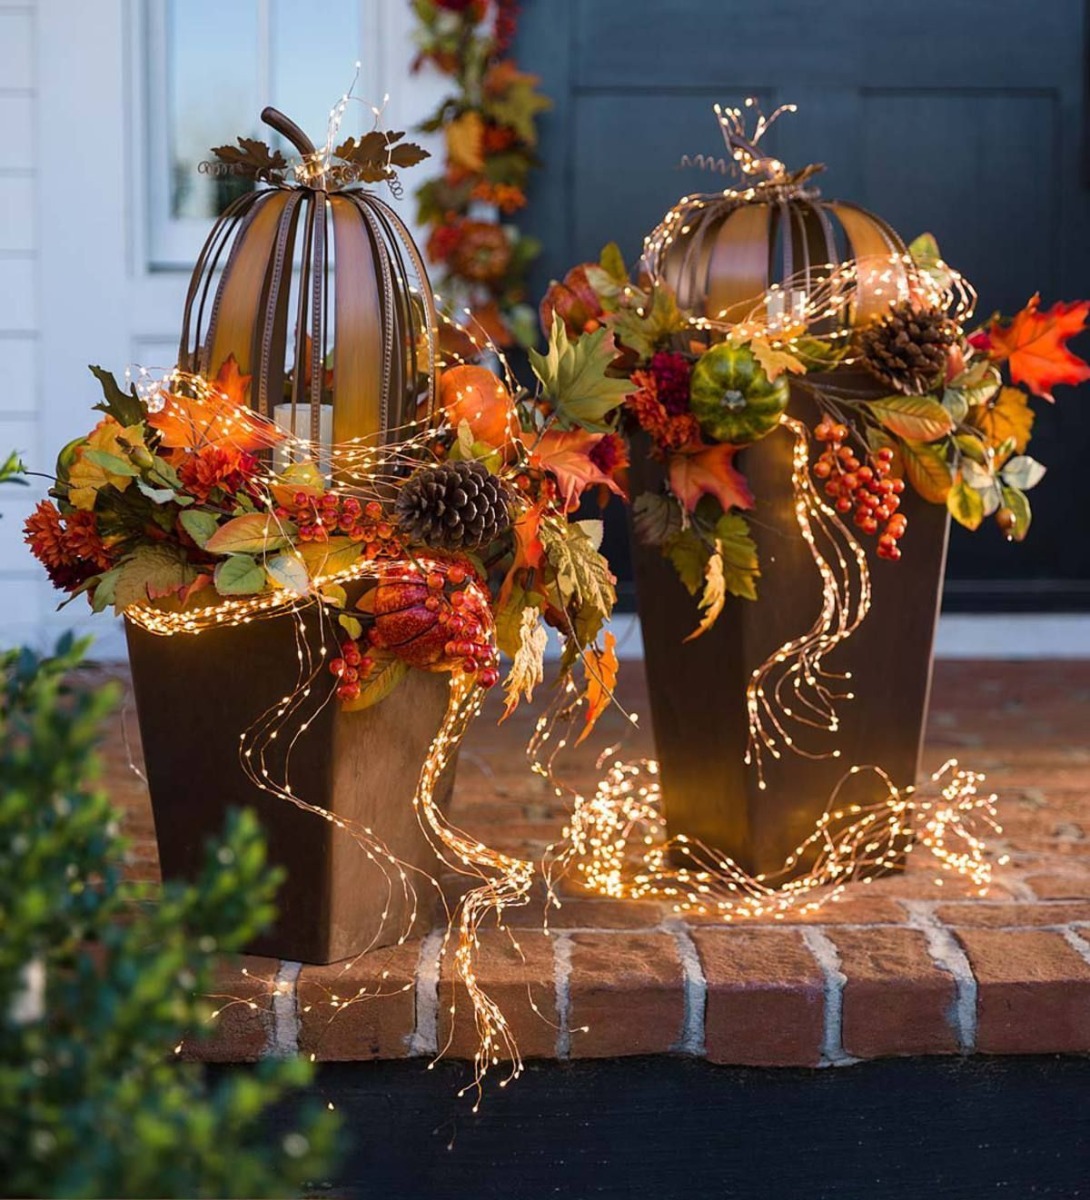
(641, 102), (909, 334)
(179, 107), (437, 451)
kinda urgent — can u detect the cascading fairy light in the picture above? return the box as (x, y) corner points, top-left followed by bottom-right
(742, 413), (871, 788)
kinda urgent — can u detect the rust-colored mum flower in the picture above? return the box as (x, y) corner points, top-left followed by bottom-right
(627, 370), (702, 452)
(177, 446), (259, 504)
(24, 500), (109, 592)
(63, 509), (113, 570)
(449, 220), (512, 284)
(24, 500), (67, 569)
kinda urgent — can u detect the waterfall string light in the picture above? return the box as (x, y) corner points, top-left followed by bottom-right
(742, 414), (871, 788)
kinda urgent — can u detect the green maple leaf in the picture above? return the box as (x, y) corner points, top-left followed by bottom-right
(611, 285), (686, 361)
(539, 517), (616, 620)
(528, 322), (634, 431)
(714, 512), (760, 601)
(483, 78), (552, 147)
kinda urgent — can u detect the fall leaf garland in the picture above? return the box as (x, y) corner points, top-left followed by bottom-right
(411, 0), (551, 348)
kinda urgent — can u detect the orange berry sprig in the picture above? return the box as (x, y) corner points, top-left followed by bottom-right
(274, 494), (406, 557)
(812, 420), (907, 561)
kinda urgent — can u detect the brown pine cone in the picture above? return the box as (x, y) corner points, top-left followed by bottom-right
(856, 302), (957, 395)
(395, 460), (511, 550)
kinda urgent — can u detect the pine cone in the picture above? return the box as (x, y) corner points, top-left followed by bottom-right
(856, 302), (957, 395)
(395, 460), (511, 550)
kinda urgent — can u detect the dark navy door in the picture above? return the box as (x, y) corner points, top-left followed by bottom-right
(517, 0), (1090, 610)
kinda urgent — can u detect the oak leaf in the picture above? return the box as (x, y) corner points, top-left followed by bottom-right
(684, 542), (727, 642)
(210, 137), (287, 179)
(501, 606), (549, 719)
(987, 294), (1090, 401)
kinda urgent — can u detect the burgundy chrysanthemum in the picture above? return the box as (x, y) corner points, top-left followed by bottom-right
(588, 431), (628, 476)
(649, 351), (692, 417)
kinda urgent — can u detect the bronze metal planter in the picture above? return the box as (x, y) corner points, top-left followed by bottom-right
(627, 387), (950, 880)
(126, 608), (455, 964)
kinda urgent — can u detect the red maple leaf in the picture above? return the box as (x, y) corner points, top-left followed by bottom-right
(668, 443), (754, 513)
(520, 429), (625, 511)
(987, 294), (1090, 402)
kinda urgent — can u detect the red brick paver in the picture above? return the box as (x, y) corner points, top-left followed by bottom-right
(97, 660), (1090, 1067)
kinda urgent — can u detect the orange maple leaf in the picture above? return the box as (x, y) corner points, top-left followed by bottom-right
(499, 498), (547, 608)
(521, 429), (626, 511)
(150, 355), (280, 453)
(578, 631), (618, 745)
(668, 442), (754, 513)
(987, 295), (1090, 402)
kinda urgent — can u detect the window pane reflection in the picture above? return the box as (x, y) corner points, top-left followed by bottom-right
(167, 0), (259, 218)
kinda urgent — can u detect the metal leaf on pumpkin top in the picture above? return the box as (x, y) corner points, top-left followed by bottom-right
(334, 130), (429, 182)
(210, 137), (288, 180)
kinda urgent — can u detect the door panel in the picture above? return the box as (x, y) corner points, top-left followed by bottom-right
(519, 0), (1090, 609)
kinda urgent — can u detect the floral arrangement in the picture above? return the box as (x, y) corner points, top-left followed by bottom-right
(24, 349), (621, 729)
(538, 236), (1090, 628)
(411, 0), (551, 348)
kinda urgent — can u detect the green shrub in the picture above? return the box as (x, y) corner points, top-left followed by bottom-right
(0, 637), (339, 1197)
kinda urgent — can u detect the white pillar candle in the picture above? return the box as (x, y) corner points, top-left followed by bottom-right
(272, 403), (334, 477)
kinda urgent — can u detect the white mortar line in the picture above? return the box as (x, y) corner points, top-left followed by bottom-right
(408, 928), (444, 1057)
(553, 932), (574, 1059)
(902, 900), (978, 1053)
(266, 960), (301, 1057)
(666, 921), (706, 1056)
(800, 928), (853, 1066)
(1061, 926), (1090, 968)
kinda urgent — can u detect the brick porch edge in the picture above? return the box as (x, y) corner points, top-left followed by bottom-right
(191, 895), (1090, 1067)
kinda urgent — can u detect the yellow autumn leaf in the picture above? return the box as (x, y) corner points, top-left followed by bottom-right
(684, 540), (727, 642)
(501, 606), (548, 720)
(446, 110), (485, 174)
(67, 417), (147, 510)
(749, 337), (806, 382)
(970, 386), (1035, 456)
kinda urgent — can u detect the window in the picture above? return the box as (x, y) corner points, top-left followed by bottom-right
(145, 0), (361, 267)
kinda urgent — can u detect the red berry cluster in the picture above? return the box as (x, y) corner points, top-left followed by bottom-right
(812, 421), (908, 561)
(430, 567), (500, 689)
(329, 638), (374, 704)
(274, 493), (405, 558)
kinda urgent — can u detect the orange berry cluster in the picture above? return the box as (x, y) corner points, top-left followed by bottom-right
(274, 493), (405, 557)
(329, 638), (374, 704)
(812, 421), (907, 561)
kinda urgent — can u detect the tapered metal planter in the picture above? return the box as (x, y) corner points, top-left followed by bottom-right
(628, 387), (950, 880)
(126, 609), (455, 964)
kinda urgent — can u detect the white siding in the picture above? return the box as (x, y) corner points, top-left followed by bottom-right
(0, 1), (40, 650)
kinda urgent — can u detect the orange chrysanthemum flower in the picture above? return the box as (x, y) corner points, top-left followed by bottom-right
(63, 509), (113, 570)
(24, 499), (66, 569)
(627, 371), (702, 452)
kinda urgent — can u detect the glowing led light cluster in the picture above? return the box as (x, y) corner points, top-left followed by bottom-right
(543, 755), (1003, 921)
